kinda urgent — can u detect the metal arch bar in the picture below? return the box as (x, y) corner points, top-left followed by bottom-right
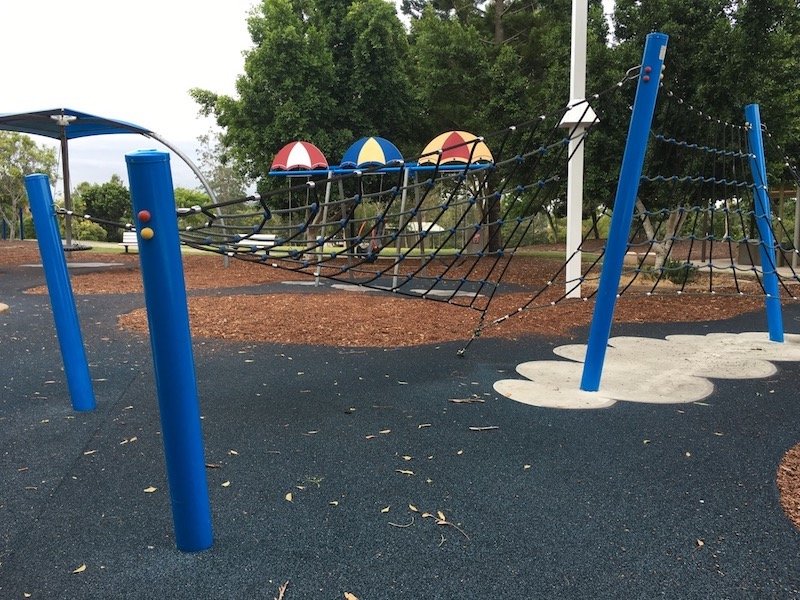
(144, 131), (219, 204)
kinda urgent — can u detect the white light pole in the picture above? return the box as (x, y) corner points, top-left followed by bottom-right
(559, 0), (596, 298)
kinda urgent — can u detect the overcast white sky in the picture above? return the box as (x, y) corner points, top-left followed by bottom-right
(3, 1), (614, 194)
(2, 0), (256, 191)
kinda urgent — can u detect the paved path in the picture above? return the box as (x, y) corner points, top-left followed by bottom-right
(1, 263), (800, 598)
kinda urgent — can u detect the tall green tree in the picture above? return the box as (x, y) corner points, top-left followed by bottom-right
(728, 0), (800, 177)
(339, 0), (416, 142)
(191, 0), (414, 196)
(0, 132), (57, 239)
(196, 130), (251, 201)
(77, 175), (131, 242)
(408, 7), (490, 142)
(191, 0), (340, 185)
(174, 188), (212, 230)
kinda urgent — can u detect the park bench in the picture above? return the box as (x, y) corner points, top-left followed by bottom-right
(234, 233), (277, 249)
(119, 231), (138, 253)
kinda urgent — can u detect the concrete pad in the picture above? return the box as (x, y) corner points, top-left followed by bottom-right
(331, 283), (381, 293)
(409, 289), (484, 299)
(493, 361), (617, 409)
(21, 262), (126, 269)
(496, 331), (800, 410)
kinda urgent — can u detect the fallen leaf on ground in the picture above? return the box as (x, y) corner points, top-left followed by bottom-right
(72, 564), (87, 574)
(143, 486), (157, 493)
(344, 593), (360, 600)
(381, 506), (390, 513)
(285, 492), (293, 502)
(395, 469), (414, 476)
(468, 426), (499, 432)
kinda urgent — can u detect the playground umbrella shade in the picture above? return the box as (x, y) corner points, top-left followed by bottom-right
(270, 141), (329, 171)
(418, 131), (494, 166)
(0, 107), (216, 248)
(340, 136), (404, 169)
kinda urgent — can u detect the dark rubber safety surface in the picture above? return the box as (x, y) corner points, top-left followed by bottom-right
(1, 263), (800, 599)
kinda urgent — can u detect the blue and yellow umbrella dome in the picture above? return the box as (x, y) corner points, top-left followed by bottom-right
(340, 136), (404, 169)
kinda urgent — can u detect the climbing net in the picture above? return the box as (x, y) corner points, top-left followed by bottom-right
(166, 73), (640, 321)
(56, 67), (799, 350)
(591, 88), (800, 301)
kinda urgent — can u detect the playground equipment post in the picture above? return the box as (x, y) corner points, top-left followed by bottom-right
(125, 150), (213, 552)
(580, 32), (669, 392)
(745, 103), (784, 343)
(24, 174), (96, 412)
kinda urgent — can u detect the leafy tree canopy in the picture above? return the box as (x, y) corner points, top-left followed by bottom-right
(76, 175), (131, 242)
(191, 0), (800, 209)
(0, 132), (57, 239)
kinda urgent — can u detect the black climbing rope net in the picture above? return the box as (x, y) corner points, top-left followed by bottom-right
(56, 68), (800, 352)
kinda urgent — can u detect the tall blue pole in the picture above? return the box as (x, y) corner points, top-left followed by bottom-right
(125, 150), (213, 552)
(24, 174), (96, 411)
(580, 32), (669, 392)
(745, 104), (784, 342)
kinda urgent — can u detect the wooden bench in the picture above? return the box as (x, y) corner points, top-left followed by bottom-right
(234, 233), (277, 249)
(119, 231), (138, 253)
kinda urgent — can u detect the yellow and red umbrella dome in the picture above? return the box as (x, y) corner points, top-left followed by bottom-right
(418, 131), (493, 165)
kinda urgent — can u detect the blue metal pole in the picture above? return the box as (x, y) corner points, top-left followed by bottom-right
(580, 32), (669, 392)
(125, 150), (213, 552)
(24, 175), (96, 411)
(745, 104), (784, 342)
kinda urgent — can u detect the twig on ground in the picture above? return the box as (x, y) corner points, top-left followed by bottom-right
(449, 397), (485, 404)
(436, 518), (470, 541)
(388, 516), (415, 528)
(274, 580), (289, 600)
